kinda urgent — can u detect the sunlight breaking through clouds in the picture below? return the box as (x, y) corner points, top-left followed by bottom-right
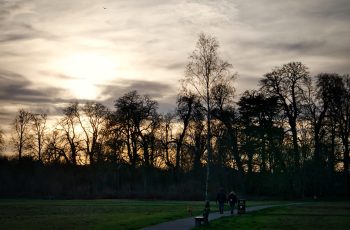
(0, 0), (349, 132)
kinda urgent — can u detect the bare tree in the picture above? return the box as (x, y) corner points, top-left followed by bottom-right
(260, 62), (310, 169)
(159, 112), (175, 170)
(301, 73), (338, 194)
(114, 91), (159, 191)
(183, 33), (235, 200)
(187, 99), (206, 173)
(79, 102), (109, 165)
(104, 114), (124, 164)
(211, 83), (244, 173)
(43, 129), (69, 164)
(0, 127), (5, 155)
(58, 102), (81, 165)
(329, 74), (350, 191)
(115, 91), (143, 170)
(31, 113), (47, 162)
(12, 109), (33, 160)
(173, 93), (198, 180)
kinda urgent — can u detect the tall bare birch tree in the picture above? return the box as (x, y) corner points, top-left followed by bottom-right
(183, 33), (235, 200)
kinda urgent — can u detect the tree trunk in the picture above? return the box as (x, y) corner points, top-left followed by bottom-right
(205, 105), (211, 201)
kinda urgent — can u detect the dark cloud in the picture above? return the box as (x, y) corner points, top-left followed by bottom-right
(303, 0), (350, 20)
(100, 79), (174, 99)
(233, 0), (350, 50)
(0, 69), (68, 103)
(238, 39), (327, 55)
(98, 79), (177, 111)
(0, 69), (94, 127)
(0, 112), (13, 129)
(39, 71), (83, 80)
(126, 80), (174, 98)
(235, 0), (350, 25)
(281, 40), (327, 53)
(0, 110), (13, 121)
(157, 96), (178, 114)
(0, 33), (36, 42)
(0, 69), (70, 127)
(0, 2), (57, 43)
(1, 51), (21, 57)
(166, 62), (186, 70)
(0, 1), (23, 20)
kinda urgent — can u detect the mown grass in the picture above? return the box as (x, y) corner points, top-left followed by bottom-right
(0, 199), (201, 230)
(0, 199), (284, 230)
(198, 202), (350, 230)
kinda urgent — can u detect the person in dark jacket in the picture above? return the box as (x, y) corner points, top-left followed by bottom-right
(203, 200), (210, 224)
(216, 188), (226, 214)
(228, 191), (238, 214)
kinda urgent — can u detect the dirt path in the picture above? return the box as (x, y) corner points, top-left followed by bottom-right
(141, 203), (300, 230)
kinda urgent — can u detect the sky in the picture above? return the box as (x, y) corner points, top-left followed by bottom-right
(1, 0), (350, 133)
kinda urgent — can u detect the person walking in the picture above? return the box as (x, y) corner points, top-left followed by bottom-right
(216, 188), (226, 214)
(203, 200), (210, 224)
(228, 191), (238, 215)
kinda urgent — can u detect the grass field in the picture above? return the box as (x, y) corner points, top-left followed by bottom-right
(199, 202), (350, 230)
(0, 199), (200, 230)
(2, 199), (346, 230)
(0, 199), (286, 230)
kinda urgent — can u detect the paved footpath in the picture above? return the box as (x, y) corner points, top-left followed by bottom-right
(141, 203), (301, 230)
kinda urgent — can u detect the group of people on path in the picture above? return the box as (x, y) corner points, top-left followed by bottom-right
(216, 188), (238, 214)
(199, 188), (238, 225)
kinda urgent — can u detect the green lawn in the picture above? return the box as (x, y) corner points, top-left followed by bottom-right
(198, 202), (350, 230)
(0, 199), (200, 230)
(0, 199), (286, 230)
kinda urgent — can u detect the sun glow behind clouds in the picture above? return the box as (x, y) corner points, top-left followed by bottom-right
(53, 53), (118, 100)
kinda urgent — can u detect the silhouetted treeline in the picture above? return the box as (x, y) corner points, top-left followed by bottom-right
(1, 68), (349, 199)
(1, 34), (349, 200)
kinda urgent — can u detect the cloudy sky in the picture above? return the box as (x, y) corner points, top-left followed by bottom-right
(1, 0), (350, 131)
